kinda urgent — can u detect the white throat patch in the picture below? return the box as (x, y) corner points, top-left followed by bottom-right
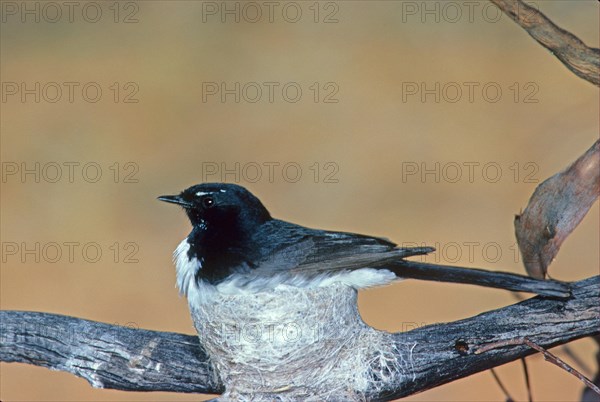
(174, 239), (201, 297)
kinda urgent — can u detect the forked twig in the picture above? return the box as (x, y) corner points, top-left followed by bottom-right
(490, 368), (515, 402)
(521, 358), (532, 402)
(476, 337), (600, 395)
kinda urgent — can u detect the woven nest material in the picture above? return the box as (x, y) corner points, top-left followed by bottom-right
(190, 283), (416, 401)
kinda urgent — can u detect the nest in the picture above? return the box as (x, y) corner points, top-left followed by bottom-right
(190, 283), (416, 401)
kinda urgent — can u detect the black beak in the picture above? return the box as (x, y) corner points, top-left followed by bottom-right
(157, 194), (192, 208)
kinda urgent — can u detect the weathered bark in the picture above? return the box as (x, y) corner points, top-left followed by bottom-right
(1, 276), (597, 400)
(490, 0), (600, 86)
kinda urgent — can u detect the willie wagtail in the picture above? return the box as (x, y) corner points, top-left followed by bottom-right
(158, 182), (570, 306)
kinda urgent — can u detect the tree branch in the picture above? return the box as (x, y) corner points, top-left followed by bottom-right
(490, 0), (600, 86)
(0, 311), (222, 394)
(373, 276), (599, 400)
(1, 276), (598, 400)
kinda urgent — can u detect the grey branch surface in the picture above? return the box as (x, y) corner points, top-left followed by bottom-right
(490, 0), (600, 86)
(1, 276), (598, 400)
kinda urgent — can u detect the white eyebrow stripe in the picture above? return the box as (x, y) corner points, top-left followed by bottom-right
(195, 189), (226, 196)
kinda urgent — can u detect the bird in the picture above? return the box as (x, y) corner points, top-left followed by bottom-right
(158, 182), (571, 307)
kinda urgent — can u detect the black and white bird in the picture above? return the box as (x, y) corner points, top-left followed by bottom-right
(158, 182), (570, 307)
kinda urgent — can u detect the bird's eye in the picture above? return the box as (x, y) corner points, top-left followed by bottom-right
(201, 196), (215, 208)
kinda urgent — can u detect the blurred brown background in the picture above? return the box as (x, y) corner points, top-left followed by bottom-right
(1, 1), (598, 401)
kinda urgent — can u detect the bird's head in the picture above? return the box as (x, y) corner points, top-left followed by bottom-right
(158, 182), (271, 232)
